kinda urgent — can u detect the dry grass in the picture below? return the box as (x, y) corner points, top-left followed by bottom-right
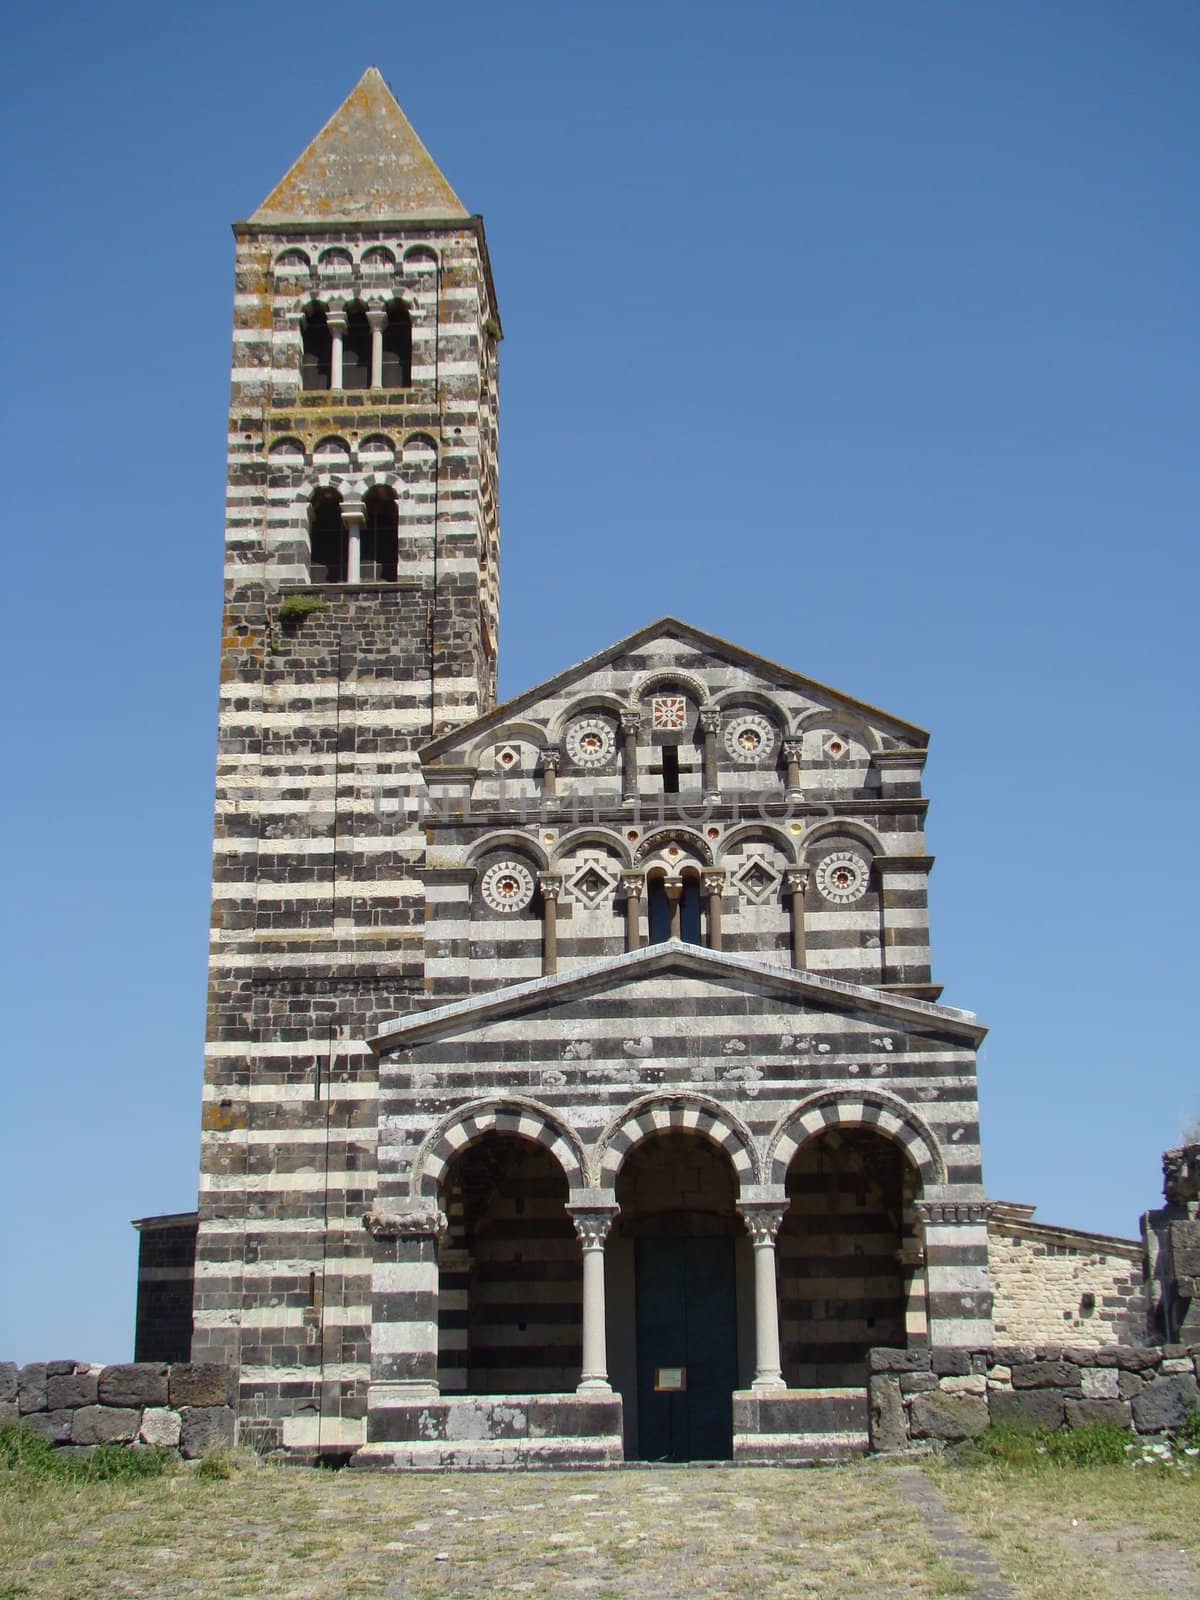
(928, 1457), (1200, 1600)
(0, 1458), (969, 1600)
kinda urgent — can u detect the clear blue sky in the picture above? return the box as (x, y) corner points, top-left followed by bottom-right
(2, 1), (1196, 1364)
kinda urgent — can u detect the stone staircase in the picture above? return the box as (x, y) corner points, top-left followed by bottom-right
(732, 1386), (870, 1464)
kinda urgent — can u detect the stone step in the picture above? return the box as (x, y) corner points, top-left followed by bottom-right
(732, 1386), (870, 1464)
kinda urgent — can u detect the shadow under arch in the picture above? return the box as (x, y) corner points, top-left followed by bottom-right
(412, 1096), (586, 1200)
(592, 1092), (760, 1192)
(766, 1089), (946, 1189)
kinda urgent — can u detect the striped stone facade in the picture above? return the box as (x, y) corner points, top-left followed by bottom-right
(193, 70), (993, 1463)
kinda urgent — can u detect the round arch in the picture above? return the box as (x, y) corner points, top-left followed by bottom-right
(801, 818), (887, 861)
(413, 1096), (586, 1199)
(547, 694), (627, 742)
(634, 828), (714, 867)
(767, 1090), (945, 1189)
(630, 669), (709, 707)
(465, 831), (551, 872)
(791, 707), (880, 752)
(552, 828), (634, 870)
(717, 822), (800, 866)
(593, 1093), (759, 1191)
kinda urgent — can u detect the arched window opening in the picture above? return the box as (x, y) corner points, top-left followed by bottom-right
(309, 491), (347, 583)
(679, 872), (702, 946)
(362, 487), (398, 582)
(300, 304), (332, 391)
(648, 874), (672, 944)
(381, 300), (413, 388)
(342, 305), (371, 390)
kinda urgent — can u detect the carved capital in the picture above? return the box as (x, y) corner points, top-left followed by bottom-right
(738, 1202), (788, 1245)
(699, 707), (722, 735)
(701, 869), (726, 897)
(619, 871), (645, 901)
(537, 873), (564, 902)
(325, 305), (348, 333)
(363, 1204), (447, 1241)
(340, 497), (366, 528)
(782, 737), (804, 761)
(914, 1201), (991, 1226)
(540, 746), (562, 773)
(620, 711), (642, 736)
(783, 868), (810, 895)
(567, 1204), (618, 1249)
(366, 306), (388, 332)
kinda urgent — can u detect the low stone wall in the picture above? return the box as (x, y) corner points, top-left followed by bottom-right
(0, 1361), (235, 1458)
(868, 1344), (1200, 1452)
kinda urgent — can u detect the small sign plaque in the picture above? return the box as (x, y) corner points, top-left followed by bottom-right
(654, 1367), (686, 1392)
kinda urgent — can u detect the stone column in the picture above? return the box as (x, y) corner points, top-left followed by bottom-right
(620, 712), (641, 802)
(620, 872), (644, 952)
(782, 737), (803, 796)
(342, 498), (365, 584)
(914, 1200), (993, 1347)
(738, 1203), (788, 1390)
(541, 746), (561, 799)
(367, 306), (387, 389)
(784, 868), (809, 970)
(327, 305), (347, 391)
(702, 869), (725, 950)
(699, 707), (722, 801)
(363, 1205), (447, 1437)
(538, 873), (563, 976)
(666, 881), (682, 941)
(567, 1204), (618, 1392)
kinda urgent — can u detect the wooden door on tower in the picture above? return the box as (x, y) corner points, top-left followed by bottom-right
(634, 1236), (738, 1460)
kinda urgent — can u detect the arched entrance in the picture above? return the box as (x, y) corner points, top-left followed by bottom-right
(437, 1133), (582, 1395)
(609, 1131), (751, 1460)
(778, 1127), (921, 1386)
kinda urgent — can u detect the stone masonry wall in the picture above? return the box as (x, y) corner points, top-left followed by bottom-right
(988, 1206), (1148, 1347)
(867, 1344), (1200, 1452)
(0, 1362), (235, 1458)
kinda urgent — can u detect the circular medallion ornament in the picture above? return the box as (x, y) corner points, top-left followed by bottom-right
(480, 859), (536, 914)
(565, 716), (616, 768)
(724, 714), (776, 766)
(815, 851), (869, 904)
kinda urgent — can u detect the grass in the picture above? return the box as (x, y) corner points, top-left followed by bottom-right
(929, 1420), (1200, 1600)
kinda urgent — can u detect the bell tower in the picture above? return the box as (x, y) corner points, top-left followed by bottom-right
(192, 69), (500, 1451)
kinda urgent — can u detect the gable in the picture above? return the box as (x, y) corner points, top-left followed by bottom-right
(421, 616), (926, 773)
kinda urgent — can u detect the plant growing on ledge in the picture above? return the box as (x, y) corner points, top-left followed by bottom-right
(279, 595), (326, 626)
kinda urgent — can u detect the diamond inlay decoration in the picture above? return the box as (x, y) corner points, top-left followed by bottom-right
(494, 743), (522, 771)
(565, 716), (616, 768)
(652, 695), (688, 731)
(732, 854), (782, 905)
(822, 732), (852, 761)
(480, 859), (536, 914)
(815, 850), (869, 904)
(724, 714), (775, 766)
(566, 858), (619, 909)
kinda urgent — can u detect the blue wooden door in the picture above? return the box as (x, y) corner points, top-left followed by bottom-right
(634, 1236), (737, 1460)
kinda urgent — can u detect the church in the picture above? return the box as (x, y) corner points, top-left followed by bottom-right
(173, 67), (1001, 1466)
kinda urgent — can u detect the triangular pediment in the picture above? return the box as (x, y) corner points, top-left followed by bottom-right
(249, 67), (468, 224)
(422, 616), (926, 768)
(370, 943), (984, 1052)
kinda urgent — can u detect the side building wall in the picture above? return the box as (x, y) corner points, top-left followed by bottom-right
(988, 1203), (1148, 1347)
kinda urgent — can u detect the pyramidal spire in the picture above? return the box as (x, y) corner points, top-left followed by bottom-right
(250, 67), (469, 223)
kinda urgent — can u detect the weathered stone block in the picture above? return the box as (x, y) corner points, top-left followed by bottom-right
(1094, 1346), (1160, 1371)
(179, 1405), (235, 1458)
(940, 1374), (987, 1396)
(45, 1361), (81, 1377)
(71, 1405), (141, 1445)
(1130, 1375), (1200, 1433)
(1012, 1361), (1080, 1390)
(868, 1348), (930, 1373)
(47, 1371), (98, 1410)
(0, 1402), (18, 1428)
(1081, 1368), (1120, 1399)
(990, 1389), (1066, 1429)
(868, 1376), (906, 1452)
(993, 1345), (1036, 1365)
(1160, 1357), (1192, 1374)
(1065, 1399), (1131, 1429)
(1117, 1370), (1146, 1400)
(0, 1363), (17, 1404)
(899, 1372), (939, 1393)
(931, 1350), (971, 1376)
(139, 1407), (182, 1448)
(909, 1392), (988, 1440)
(24, 1409), (73, 1443)
(18, 1363), (47, 1413)
(100, 1364), (169, 1408)
(169, 1364), (233, 1409)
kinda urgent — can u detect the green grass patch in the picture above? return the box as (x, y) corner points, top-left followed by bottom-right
(957, 1420), (1132, 1469)
(0, 1422), (173, 1486)
(279, 594), (326, 623)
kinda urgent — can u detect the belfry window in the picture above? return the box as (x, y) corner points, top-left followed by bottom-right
(342, 306), (371, 389)
(300, 304), (332, 390)
(363, 487), (398, 582)
(661, 746), (680, 794)
(309, 491), (346, 582)
(380, 301), (413, 388)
